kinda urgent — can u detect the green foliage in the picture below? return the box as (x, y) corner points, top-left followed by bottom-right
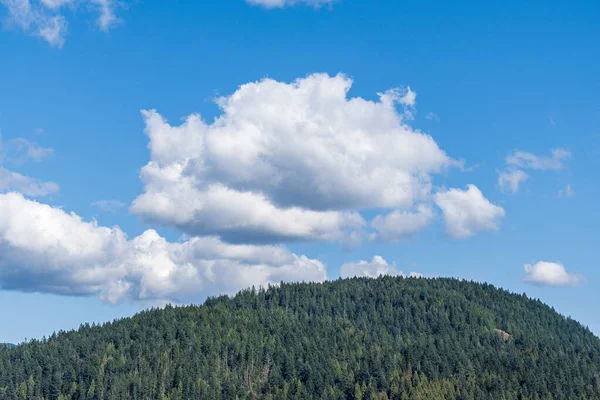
(1, 277), (599, 399)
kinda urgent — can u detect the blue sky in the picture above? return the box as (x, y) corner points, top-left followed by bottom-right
(0, 0), (598, 344)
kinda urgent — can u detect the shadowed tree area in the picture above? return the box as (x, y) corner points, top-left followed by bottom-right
(1, 276), (599, 399)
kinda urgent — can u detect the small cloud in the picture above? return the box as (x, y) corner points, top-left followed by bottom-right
(0, 0), (123, 48)
(0, 167), (59, 197)
(340, 256), (421, 279)
(558, 184), (575, 198)
(9, 138), (53, 162)
(524, 261), (582, 287)
(0, 135), (53, 164)
(498, 169), (528, 194)
(506, 148), (571, 171)
(92, 0), (119, 31)
(38, 15), (68, 48)
(549, 116), (556, 126)
(0, 133), (56, 197)
(425, 112), (439, 121)
(245, 0), (336, 8)
(92, 199), (126, 213)
(458, 159), (482, 173)
(434, 184), (505, 239)
(498, 148), (571, 195)
(434, 185), (505, 239)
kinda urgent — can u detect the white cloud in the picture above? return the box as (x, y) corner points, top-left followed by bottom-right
(132, 73), (457, 244)
(498, 148), (570, 194)
(0, 0), (120, 47)
(0, 193), (327, 304)
(369, 204), (434, 242)
(0, 133), (41, 161)
(506, 148), (571, 171)
(558, 184), (575, 198)
(498, 169), (528, 194)
(0, 133), (57, 196)
(425, 112), (439, 121)
(524, 261), (582, 287)
(245, 0), (335, 9)
(90, 0), (117, 30)
(0, 167), (59, 196)
(92, 199), (126, 212)
(434, 184), (505, 239)
(398, 87), (416, 107)
(37, 14), (67, 46)
(340, 255), (422, 279)
(1, 137), (53, 163)
(378, 87), (416, 119)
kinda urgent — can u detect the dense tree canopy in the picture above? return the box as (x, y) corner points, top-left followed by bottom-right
(1, 277), (599, 399)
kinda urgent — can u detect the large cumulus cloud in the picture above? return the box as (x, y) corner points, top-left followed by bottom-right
(131, 73), (461, 244)
(0, 192), (326, 304)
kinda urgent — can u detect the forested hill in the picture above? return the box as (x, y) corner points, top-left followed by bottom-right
(1, 277), (599, 399)
(0, 344), (15, 349)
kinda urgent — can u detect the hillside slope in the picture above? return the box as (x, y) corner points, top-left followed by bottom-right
(1, 277), (599, 399)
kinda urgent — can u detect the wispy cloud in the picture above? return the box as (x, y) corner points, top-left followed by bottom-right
(506, 148), (571, 171)
(3, 138), (53, 163)
(0, 132), (57, 196)
(498, 169), (528, 194)
(246, 0), (336, 9)
(425, 112), (439, 121)
(0, 167), (59, 196)
(558, 184), (575, 198)
(498, 148), (571, 194)
(92, 199), (126, 213)
(0, 134), (53, 164)
(0, 0), (122, 47)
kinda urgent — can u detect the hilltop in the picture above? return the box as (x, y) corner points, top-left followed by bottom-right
(1, 277), (599, 399)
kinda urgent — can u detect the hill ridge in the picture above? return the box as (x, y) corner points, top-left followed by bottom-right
(1, 276), (599, 399)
